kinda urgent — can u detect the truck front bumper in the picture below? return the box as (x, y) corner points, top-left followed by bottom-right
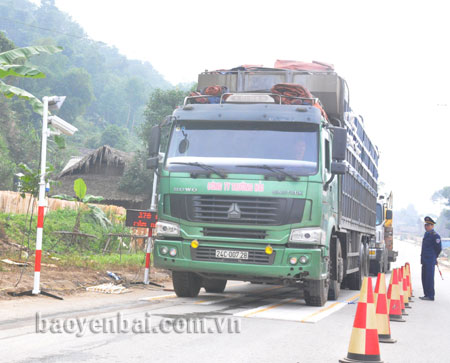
(153, 239), (326, 281)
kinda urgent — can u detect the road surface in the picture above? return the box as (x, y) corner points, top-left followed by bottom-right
(1, 239), (449, 363)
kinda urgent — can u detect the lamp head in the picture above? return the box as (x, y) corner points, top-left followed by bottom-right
(48, 115), (78, 136)
(47, 96), (66, 112)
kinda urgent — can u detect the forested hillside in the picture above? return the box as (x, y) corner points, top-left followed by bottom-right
(0, 0), (171, 189)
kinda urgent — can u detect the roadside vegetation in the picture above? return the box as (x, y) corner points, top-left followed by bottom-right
(0, 208), (146, 269)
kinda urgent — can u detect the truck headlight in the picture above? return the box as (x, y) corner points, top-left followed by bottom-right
(155, 220), (180, 237)
(299, 255), (309, 264)
(289, 228), (325, 244)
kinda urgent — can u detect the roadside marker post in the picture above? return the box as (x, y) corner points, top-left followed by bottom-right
(31, 98), (49, 296)
(10, 96), (76, 300)
(126, 168), (163, 288)
(144, 227), (152, 285)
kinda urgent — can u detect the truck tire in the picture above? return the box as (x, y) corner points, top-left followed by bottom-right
(369, 259), (381, 275)
(362, 243), (370, 276)
(347, 242), (368, 290)
(203, 278), (227, 293)
(304, 279), (329, 307)
(347, 262), (362, 290)
(172, 271), (201, 297)
(383, 251), (390, 272)
(328, 236), (343, 300)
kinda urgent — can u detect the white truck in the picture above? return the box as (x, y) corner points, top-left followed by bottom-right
(369, 191), (397, 274)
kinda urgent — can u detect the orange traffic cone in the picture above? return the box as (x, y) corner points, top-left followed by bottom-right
(374, 273), (382, 307)
(405, 263), (414, 300)
(398, 268), (408, 315)
(401, 266), (411, 309)
(374, 273), (396, 343)
(340, 277), (383, 363)
(387, 269), (405, 322)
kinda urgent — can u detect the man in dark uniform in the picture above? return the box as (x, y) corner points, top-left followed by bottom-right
(420, 216), (442, 301)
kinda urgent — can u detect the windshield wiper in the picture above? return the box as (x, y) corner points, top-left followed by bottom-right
(237, 164), (299, 181)
(170, 162), (228, 178)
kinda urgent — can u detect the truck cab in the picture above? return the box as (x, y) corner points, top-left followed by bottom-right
(369, 192), (396, 273)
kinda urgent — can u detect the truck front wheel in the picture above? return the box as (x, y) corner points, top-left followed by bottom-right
(203, 278), (227, 293)
(172, 271), (202, 297)
(304, 279), (329, 307)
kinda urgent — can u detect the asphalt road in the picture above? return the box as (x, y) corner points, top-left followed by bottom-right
(1, 239), (449, 363)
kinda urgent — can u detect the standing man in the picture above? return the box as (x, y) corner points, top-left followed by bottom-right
(420, 216), (442, 301)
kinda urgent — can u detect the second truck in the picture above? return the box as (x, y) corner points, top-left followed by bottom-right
(148, 62), (381, 306)
(369, 191), (397, 274)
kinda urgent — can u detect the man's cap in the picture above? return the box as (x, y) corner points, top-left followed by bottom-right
(424, 216), (436, 225)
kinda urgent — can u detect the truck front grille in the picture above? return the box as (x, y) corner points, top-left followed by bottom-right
(170, 194), (306, 226)
(202, 227), (267, 239)
(191, 246), (275, 265)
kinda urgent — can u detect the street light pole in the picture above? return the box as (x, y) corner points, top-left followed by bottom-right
(32, 96), (49, 295)
(10, 96), (76, 300)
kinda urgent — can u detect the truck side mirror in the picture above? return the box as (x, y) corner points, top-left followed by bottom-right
(385, 209), (393, 220)
(146, 156), (159, 170)
(331, 127), (347, 161)
(148, 125), (161, 157)
(330, 161), (346, 175)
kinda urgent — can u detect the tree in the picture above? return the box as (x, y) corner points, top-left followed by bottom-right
(0, 133), (15, 190)
(100, 124), (129, 150)
(51, 67), (94, 122)
(0, 42), (62, 114)
(119, 151), (153, 196)
(0, 31), (15, 53)
(124, 77), (147, 130)
(141, 88), (190, 150)
(433, 187), (450, 233)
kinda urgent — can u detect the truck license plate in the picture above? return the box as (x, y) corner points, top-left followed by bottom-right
(215, 249), (249, 260)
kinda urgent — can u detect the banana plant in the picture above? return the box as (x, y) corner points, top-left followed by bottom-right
(0, 45), (62, 115)
(53, 178), (110, 233)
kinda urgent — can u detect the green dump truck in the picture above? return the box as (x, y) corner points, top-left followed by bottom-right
(147, 64), (379, 306)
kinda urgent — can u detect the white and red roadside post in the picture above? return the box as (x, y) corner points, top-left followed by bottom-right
(144, 168), (159, 285)
(30, 96), (75, 297)
(144, 227), (152, 285)
(32, 97), (49, 295)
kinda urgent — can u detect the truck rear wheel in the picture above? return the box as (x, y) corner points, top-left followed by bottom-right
(172, 271), (201, 297)
(347, 242), (369, 290)
(370, 259), (382, 275)
(328, 236), (343, 300)
(203, 278), (227, 293)
(304, 279), (329, 307)
(347, 261), (363, 290)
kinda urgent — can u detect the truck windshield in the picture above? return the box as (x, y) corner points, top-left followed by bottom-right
(165, 121), (319, 176)
(376, 203), (383, 225)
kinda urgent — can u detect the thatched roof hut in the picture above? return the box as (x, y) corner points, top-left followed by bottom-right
(51, 145), (149, 209)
